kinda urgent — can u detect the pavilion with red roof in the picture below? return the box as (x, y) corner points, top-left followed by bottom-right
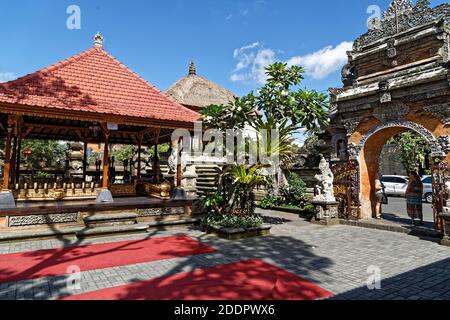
(0, 33), (199, 214)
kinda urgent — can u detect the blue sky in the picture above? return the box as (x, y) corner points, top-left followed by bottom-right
(0, 0), (447, 97)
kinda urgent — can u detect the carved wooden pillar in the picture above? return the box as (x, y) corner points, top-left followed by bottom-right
(153, 142), (160, 183)
(177, 137), (182, 187)
(137, 136), (142, 180)
(2, 127), (13, 191)
(14, 135), (22, 186)
(102, 130), (110, 189)
(83, 139), (88, 182)
(11, 117), (23, 187)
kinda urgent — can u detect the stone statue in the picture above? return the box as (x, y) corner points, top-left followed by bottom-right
(313, 157), (336, 202)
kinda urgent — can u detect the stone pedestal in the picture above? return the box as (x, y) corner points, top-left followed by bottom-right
(311, 200), (339, 225)
(96, 188), (114, 204)
(181, 164), (198, 197)
(0, 190), (16, 208)
(68, 142), (84, 178)
(440, 210), (450, 247)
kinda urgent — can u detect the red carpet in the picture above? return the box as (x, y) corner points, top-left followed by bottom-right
(0, 235), (216, 284)
(62, 259), (334, 300)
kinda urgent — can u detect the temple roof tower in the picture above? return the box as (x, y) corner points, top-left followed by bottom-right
(165, 62), (235, 112)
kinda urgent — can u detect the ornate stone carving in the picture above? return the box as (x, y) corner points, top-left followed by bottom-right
(347, 143), (360, 159)
(354, 1), (448, 48)
(137, 207), (185, 217)
(313, 157), (336, 203)
(373, 102), (409, 122)
(353, 121), (443, 158)
(8, 212), (79, 227)
(438, 135), (450, 154)
(386, 38), (397, 58)
(343, 117), (363, 136)
(424, 103), (450, 124)
(341, 63), (356, 87)
(378, 81), (392, 103)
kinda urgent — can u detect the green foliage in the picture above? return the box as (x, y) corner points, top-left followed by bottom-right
(259, 195), (279, 209)
(201, 193), (224, 214)
(148, 143), (170, 159)
(223, 164), (268, 215)
(200, 63), (329, 166)
(112, 145), (136, 162)
(203, 213), (264, 230)
(21, 140), (68, 169)
(201, 165), (267, 229)
(394, 132), (431, 173)
(88, 151), (100, 165)
(260, 173), (309, 209)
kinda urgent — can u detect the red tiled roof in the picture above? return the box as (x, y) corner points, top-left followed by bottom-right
(0, 46), (200, 125)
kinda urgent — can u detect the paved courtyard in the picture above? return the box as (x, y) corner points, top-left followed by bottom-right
(383, 196), (434, 225)
(1, 209), (450, 300)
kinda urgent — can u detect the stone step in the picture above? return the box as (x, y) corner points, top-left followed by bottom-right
(197, 177), (218, 182)
(83, 212), (138, 227)
(76, 223), (148, 238)
(83, 212), (138, 222)
(147, 217), (202, 229)
(0, 227), (83, 243)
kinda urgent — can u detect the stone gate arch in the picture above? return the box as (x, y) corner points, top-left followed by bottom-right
(351, 121), (444, 219)
(325, 0), (450, 229)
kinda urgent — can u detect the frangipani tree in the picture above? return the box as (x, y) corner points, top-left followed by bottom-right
(200, 62), (329, 218)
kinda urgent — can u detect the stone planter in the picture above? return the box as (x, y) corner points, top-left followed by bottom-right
(205, 224), (272, 240)
(440, 212), (450, 247)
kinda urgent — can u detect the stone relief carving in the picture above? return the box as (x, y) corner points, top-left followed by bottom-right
(438, 135), (450, 154)
(424, 103), (450, 124)
(349, 120), (443, 158)
(378, 81), (392, 103)
(343, 117), (364, 137)
(354, 1), (449, 48)
(373, 102), (409, 122)
(386, 38), (397, 58)
(137, 207), (185, 217)
(313, 157), (336, 203)
(8, 212), (79, 227)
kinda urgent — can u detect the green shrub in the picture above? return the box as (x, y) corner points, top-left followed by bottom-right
(203, 213), (264, 230)
(260, 173), (309, 209)
(260, 195), (279, 209)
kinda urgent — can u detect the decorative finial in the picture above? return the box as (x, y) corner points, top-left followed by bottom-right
(188, 62), (196, 75)
(93, 32), (104, 48)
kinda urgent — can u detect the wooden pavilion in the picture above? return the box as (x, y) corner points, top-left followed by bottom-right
(0, 33), (200, 221)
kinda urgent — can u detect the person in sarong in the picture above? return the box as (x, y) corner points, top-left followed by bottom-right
(405, 171), (424, 226)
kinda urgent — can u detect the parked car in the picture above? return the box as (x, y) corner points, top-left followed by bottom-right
(380, 175), (409, 196)
(422, 175), (433, 203)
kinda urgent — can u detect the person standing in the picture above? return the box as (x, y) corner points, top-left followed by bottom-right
(405, 171), (424, 226)
(374, 175), (385, 219)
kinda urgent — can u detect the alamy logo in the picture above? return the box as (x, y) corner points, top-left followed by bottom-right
(66, 265), (82, 292)
(367, 5), (382, 30)
(66, 5), (81, 30)
(366, 265), (382, 290)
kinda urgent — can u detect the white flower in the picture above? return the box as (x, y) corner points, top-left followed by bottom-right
(281, 90), (289, 96)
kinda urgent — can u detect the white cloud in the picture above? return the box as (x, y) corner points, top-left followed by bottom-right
(287, 41), (353, 80)
(225, 14), (233, 21)
(230, 41), (352, 84)
(231, 43), (275, 84)
(0, 72), (17, 83)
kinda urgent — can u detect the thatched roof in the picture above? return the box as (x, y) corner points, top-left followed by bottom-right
(165, 63), (236, 110)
